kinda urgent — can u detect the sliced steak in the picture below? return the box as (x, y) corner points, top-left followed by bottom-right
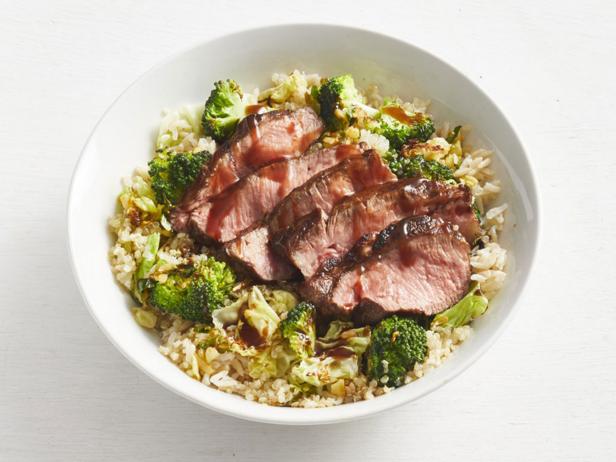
(268, 150), (395, 232)
(225, 150), (395, 280)
(303, 215), (471, 323)
(170, 107), (323, 231)
(277, 178), (481, 279)
(224, 223), (299, 281)
(192, 143), (364, 242)
(300, 232), (379, 308)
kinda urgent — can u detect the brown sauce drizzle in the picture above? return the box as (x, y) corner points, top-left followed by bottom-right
(127, 208), (141, 227)
(245, 104), (266, 115)
(237, 305), (266, 348)
(381, 106), (422, 125)
(325, 346), (355, 359)
(238, 321), (265, 348)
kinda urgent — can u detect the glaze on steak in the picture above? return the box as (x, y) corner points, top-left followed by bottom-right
(170, 107), (323, 232)
(267, 149), (394, 231)
(277, 178), (481, 279)
(191, 144), (364, 242)
(225, 150), (395, 280)
(302, 215), (471, 323)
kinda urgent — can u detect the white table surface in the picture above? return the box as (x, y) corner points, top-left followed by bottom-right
(2, 1), (615, 460)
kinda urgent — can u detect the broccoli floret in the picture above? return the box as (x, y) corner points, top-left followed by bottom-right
(366, 315), (427, 387)
(385, 151), (454, 182)
(202, 79), (252, 142)
(280, 302), (316, 359)
(433, 284), (488, 328)
(149, 257), (235, 322)
(148, 150), (210, 206)
(373, 103), (435, 150)
(317, 74), (377, 130)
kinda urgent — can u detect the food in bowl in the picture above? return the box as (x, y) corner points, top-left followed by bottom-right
(108, 71), (508, 407)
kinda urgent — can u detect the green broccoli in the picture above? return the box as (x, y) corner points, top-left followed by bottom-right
(280, 302), (316, 359)
(373, 102), (435, 150)
(148, 150), (210, 206)
(149, 257), (235, 322)
(433, 284), (488, 328)
(366, 315), (427, 387)
(316, 74), (377, 130)
(385, 151), (454, 182)
(202, 79), (253, 141)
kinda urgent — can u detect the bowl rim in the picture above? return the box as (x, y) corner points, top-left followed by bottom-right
(67, 22), (541, 425)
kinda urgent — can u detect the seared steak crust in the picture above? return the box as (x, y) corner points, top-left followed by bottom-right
(301, 216), (471, 323)
(225, 150), (394, 280)
(278, 178), (480, 279)
(192, 143), (364, 242)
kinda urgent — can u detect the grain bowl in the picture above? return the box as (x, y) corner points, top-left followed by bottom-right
(68, 24), (539, 424)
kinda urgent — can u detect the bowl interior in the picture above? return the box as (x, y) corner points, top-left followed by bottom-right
(68, 24), (538, 425)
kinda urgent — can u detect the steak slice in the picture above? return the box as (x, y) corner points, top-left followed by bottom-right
(303, 215), (471, 323)
(268, 150), (395, 232)
(277, 178), (481, 279)
(300, 232), (379, 308)
(192, 143), (364, 242)
(225, 150), (395, 280)
(170, 107), (323, 231)
(224, 223), (299, 281)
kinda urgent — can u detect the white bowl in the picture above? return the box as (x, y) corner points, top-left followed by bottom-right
(68, 24), (539, 425)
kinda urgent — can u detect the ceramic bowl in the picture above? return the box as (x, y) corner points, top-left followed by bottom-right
(68, 24), (539, 425)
